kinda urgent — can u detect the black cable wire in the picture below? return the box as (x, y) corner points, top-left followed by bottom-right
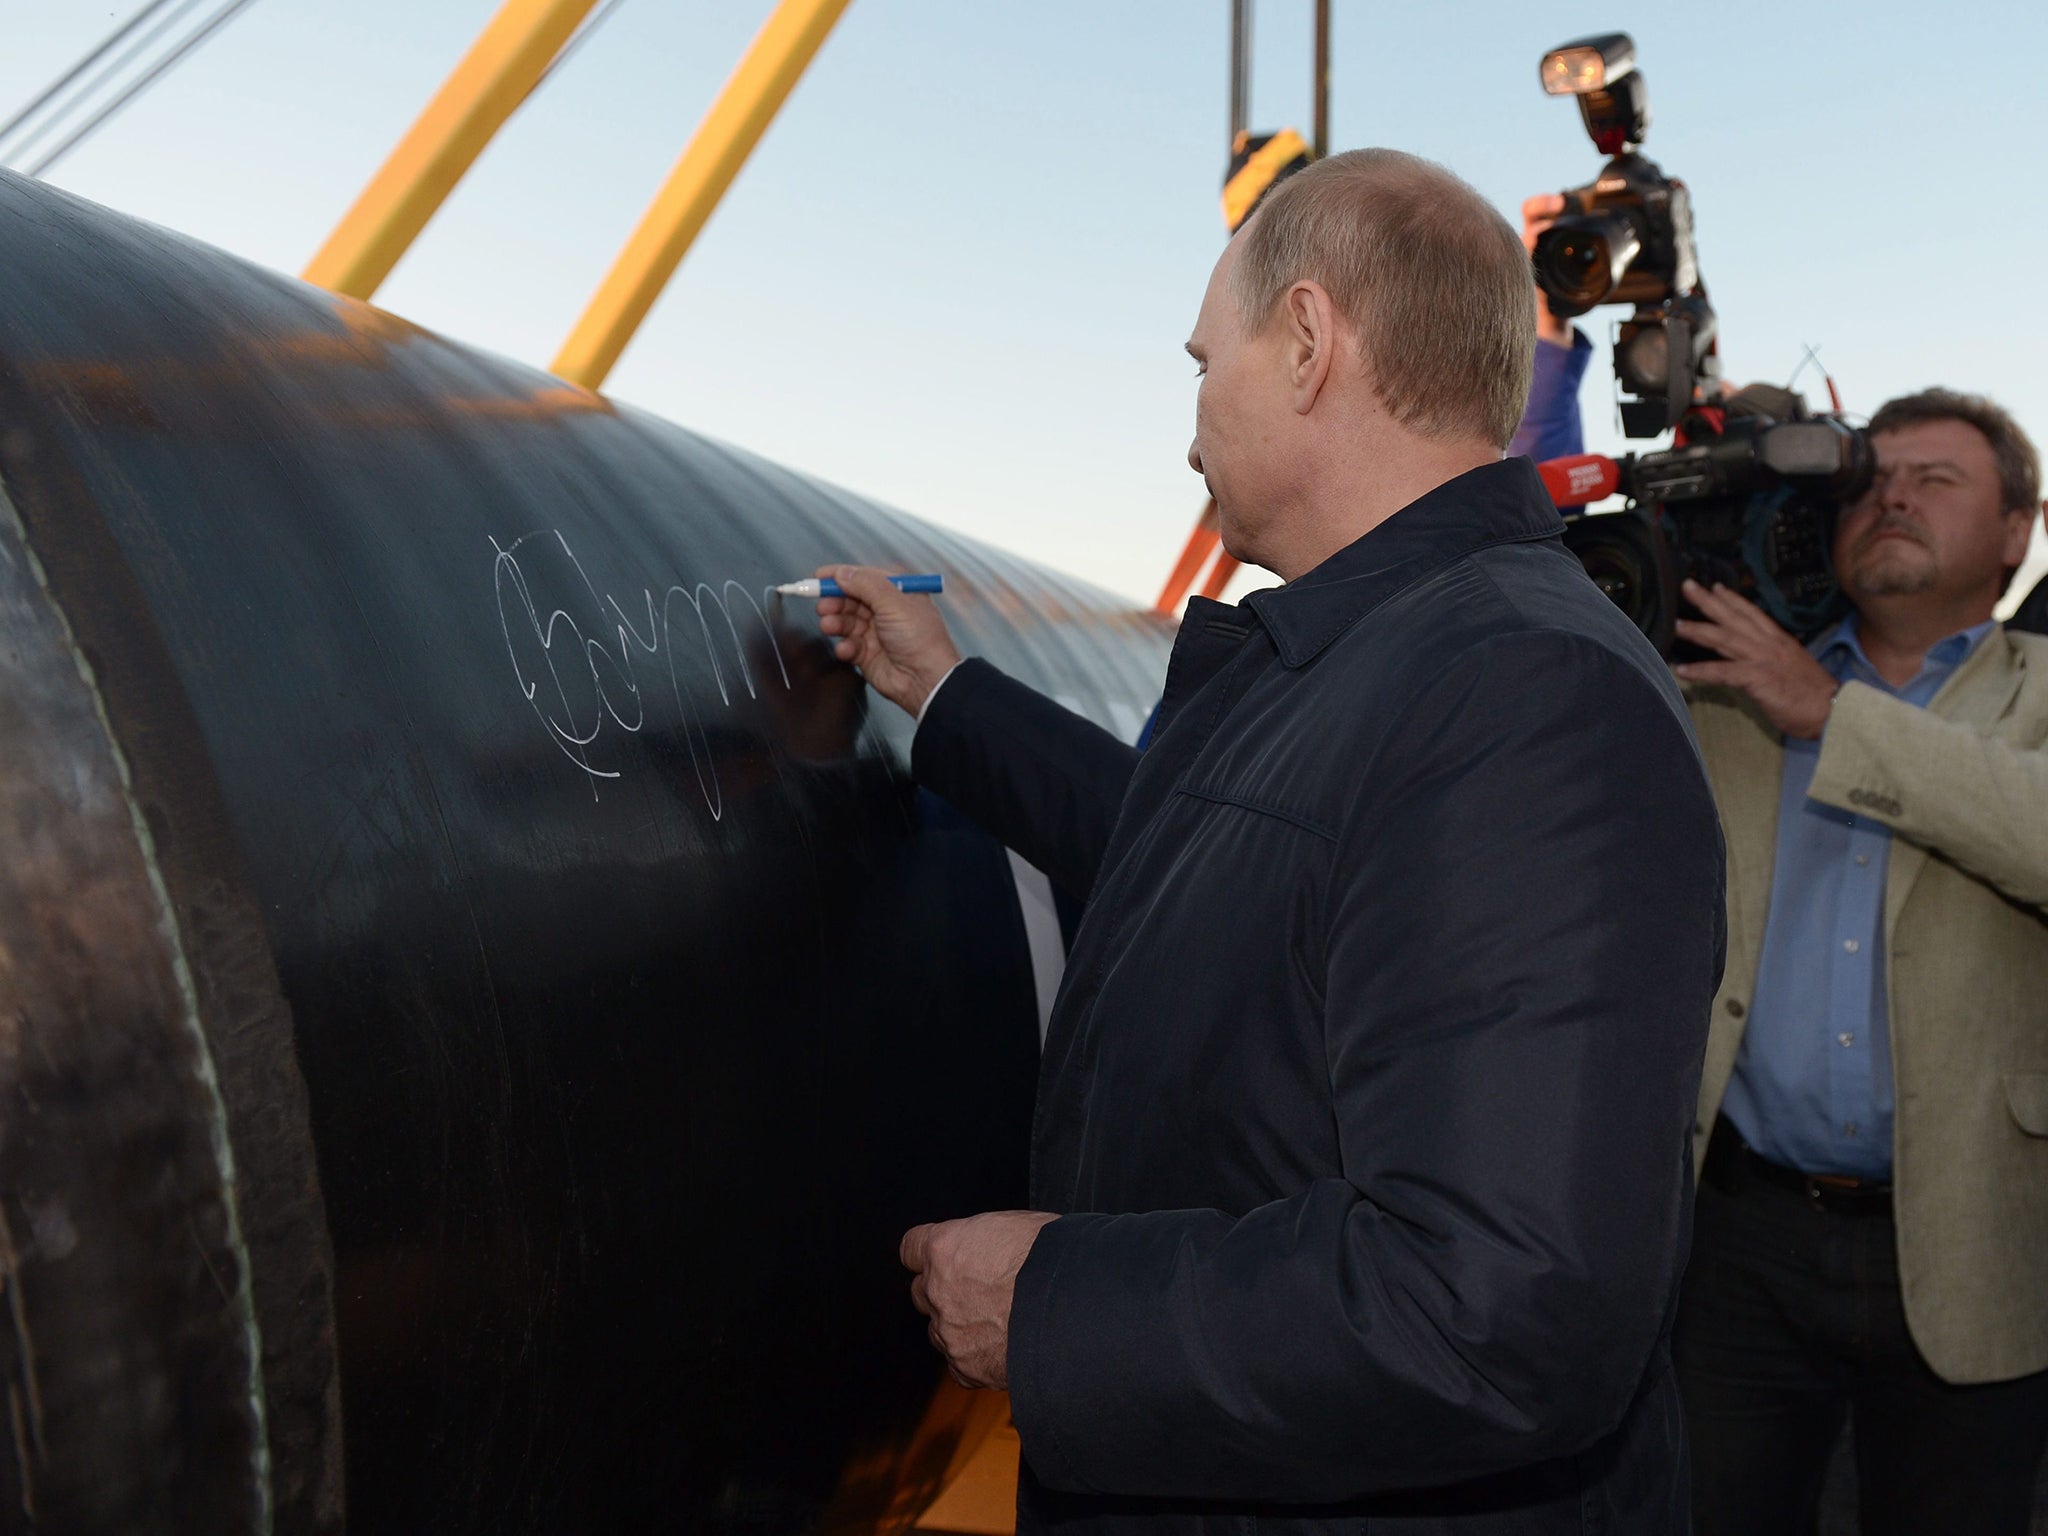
(26, 0), (266, 178)
(0, 0), (181, 153)
(1229, 0), (1252, 146)
(5, 0), (215, 169)
(4, 0), (214, 167)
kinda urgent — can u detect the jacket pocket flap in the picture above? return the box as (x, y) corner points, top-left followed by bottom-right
(2006, 1073), (2048, 1137)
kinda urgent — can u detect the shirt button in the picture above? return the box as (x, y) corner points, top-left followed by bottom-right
(1838, 1032), (1855, 1047)
(1855, 854), (1871, 867)
(1844, 939), (1861, 954)
(1845, 1122), (1860, 1137)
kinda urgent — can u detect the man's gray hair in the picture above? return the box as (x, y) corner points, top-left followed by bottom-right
(1230, 148), (1536, 451)
(1868, 387), (2040, 517)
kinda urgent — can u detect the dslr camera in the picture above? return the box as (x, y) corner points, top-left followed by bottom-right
(1532, 33), (1873, 655)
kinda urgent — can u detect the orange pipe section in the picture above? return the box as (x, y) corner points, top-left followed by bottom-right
(1197, 552), (1241, 601)
(1153, 498), (1221, 616)
(910, 1389), (1020, 1533)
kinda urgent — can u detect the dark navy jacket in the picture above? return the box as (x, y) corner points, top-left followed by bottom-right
(913, 458), (1725, 1534)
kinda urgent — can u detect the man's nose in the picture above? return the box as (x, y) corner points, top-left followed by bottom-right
(1187, 440), (1203, 475)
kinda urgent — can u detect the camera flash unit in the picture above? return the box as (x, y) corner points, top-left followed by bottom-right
(1539, 34), (1636, 95)
(1540, 32), (1650, 156)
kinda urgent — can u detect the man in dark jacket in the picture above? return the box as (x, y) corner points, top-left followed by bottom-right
(819, 148), (1725, 1534)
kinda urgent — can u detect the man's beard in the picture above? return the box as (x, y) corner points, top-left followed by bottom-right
(1843, 520), (1938, 598)
(1848, 558), (1937, 597)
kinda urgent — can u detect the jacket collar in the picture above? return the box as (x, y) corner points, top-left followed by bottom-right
(1926, 619), (2027, 730)
(1242, 457), (1562, 668)
(1812, 612), (1995, 687)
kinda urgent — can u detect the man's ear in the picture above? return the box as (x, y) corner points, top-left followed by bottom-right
(1281, 280), (1338, 416)
(2001, 502), (2041, 568)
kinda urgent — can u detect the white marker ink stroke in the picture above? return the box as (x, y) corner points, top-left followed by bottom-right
(490, 529), (791, 818)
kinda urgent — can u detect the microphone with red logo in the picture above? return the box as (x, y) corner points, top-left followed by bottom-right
(1537, 453), (1622, 509)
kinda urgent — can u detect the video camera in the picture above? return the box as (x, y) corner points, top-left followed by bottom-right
(1533, 33), (1871, 655)
(1542, 388), (1873, 655)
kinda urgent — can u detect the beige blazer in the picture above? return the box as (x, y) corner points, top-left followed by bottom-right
(1687, 625), (2048, 1385)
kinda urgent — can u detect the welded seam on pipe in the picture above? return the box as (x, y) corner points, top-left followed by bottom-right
(0, 481), (274, 1534)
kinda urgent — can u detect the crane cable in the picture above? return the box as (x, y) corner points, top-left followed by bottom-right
(0, 0), (180, 151)
(4, 0), (617, 181)
(1, 0), (212, 167)
(1, 0), (266, 178)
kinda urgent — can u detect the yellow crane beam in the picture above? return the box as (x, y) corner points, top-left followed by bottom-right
(551, 0), (851, 390)
(303, 0), (600, 299)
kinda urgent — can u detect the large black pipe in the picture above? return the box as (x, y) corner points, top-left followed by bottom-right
(0, 171), (1169, 1535)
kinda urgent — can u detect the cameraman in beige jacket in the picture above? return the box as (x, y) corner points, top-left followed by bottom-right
(1661, 386), (2048, 1534)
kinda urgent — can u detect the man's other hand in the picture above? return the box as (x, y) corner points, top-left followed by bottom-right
(900, 1211), (1057, 1390)
(1521, 193), (1573, 347)
(1672, 578), (1838, 740)
(814, 564), (963, 719)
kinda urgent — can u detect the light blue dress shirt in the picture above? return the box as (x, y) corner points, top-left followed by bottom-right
(1719, 615), (1994, 1180)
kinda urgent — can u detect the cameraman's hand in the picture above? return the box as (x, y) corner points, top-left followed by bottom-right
(1671, 578), (1837, 740)
(814, 564), (962, 720)
(1521, 193), (1574, 347)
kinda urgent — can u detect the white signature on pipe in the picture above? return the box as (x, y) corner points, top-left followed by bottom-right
(491, 529), (791, 819)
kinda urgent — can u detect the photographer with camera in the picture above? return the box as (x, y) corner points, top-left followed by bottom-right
(1670, 389), (2048, 1536)
(1521, 35), (2048, 1534)
(1508, 190), (1593, 463)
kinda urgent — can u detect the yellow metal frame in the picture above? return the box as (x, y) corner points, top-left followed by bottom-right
(551, 0), (852, 389)
(303, 0), (600, 299)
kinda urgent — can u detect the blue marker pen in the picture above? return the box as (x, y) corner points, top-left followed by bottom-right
(774, 574), (944, 598)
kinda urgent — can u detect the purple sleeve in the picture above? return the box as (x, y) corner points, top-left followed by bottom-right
(1508, 329), (1592, 461)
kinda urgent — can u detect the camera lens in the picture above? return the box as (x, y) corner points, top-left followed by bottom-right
(1551, 235), (1607, 290)
(1578, 540), (1648, 614)
(1562, 509), (1674, 653)
(1534, 213), (1642, 312)
(1536, 231), (1613, 309)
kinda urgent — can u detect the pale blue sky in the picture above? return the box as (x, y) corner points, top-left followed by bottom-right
(5, 1), (2045, 606)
